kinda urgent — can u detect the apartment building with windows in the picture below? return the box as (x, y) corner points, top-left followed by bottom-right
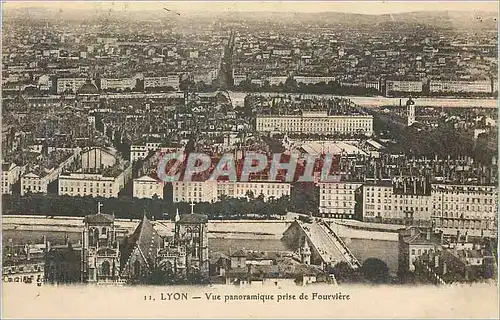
(431, 184), (497, 238)
(21, 150), (80, 196)
(100, 78), (137, 91)
(2, 163), (25, 194)
(362, 182), (433, 225)
(319, 182), (362, 219)
(429, 80), (492, 93)
(172, 181), (291, 203)
(385, 80), (423, 95)
(56, 77), (88, 94)
(58, 147), (132, 198)
(133, 175), (165, 199)
(130, 143), (162, 162)
(144, 75), (180, 90)
(362, 180), (498, 238)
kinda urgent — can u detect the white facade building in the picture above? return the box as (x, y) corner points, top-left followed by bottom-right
(172, 181), (291, 203)
(256, 111), (373, 136)
(362, 182), (498, 238)
(133, 175), (164, 199)
(294, 76), (336, 85)
(319, 182), (362, 218)
(130, 143), (162, 162)
(100, 78), (137, 91)
(2, 163), (25, 194)
(429, 80), (492, 93)
(58, 165), (132, 198)
(362, 184), (432, 224)
(144, 75), (180, 90)
(56, 77), (88, 94)
(21, 150), (80, 196)
(431, 184), (497, 237)
(386, 80), (423, 94)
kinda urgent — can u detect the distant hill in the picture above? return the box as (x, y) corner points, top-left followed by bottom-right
(2, 8), (498, 31)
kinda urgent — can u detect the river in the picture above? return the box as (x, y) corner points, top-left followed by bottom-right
(3, 229), (399, 275)
(226, 91), (497, 109)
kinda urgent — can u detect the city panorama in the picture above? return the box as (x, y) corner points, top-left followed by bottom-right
(2, 1), (498, 296)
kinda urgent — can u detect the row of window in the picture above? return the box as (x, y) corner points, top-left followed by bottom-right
(321, 190), (355, 195)
(321, 196), (352, 200)
(434, 204), (496, 212)
(365, 205), (429, 212)
(175, 183), (289, 189)
(321, 184), (359, 189)
(60, 181), (114, 188)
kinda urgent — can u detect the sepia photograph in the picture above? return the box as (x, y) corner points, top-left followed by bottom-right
(1, 1), (498, 318)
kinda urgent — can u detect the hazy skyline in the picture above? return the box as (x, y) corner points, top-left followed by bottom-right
(3, 1), (499, 14)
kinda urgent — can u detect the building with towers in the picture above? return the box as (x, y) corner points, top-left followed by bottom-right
(406, 97), (416, 126)
(81, 203), (121, 283)
(173, 210), (210, 279)
(78, 204), (209, 284)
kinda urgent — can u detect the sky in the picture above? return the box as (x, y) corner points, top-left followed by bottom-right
(3, 1), (499, 14)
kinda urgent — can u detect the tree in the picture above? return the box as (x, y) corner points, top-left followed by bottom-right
(360, 258), (390, 284)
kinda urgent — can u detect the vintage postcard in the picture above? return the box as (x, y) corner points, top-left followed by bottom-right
(1, 1), (498, 319)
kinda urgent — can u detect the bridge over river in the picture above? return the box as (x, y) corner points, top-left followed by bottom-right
(282, 219), (361, 270)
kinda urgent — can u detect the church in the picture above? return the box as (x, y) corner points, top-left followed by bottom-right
(80, 203), (209, 284)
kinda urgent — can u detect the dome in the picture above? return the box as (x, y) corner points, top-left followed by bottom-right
(22, 85), (40, 97)
(77, 81), (99, 94)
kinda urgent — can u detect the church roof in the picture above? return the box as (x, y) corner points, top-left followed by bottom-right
(231, 250), (248, 258)
(120, 215), (162, 272)
(177, 213), (208, 225)
(84, 213), (114, 224)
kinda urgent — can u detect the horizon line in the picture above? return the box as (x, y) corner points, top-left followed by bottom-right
(3, 1), (499, 15)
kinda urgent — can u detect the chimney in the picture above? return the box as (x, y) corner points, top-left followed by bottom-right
(464, 231), (469, 243)
(442, 261), (447, 275)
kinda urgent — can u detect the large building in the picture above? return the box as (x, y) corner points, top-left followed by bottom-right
(133, 175), (165, 199)
(2, 162), (25, 194)
(130, 143), (161, 162)
(256, 111), (373, 136)
(431, 184), (498, 238)
(362, 179), (433, 225)
(397, 226), (443, 282)
(385, 80), (423, 95)
(172, 181), (291, 203)
(144, 75), (180, 90)
(362, 180), (498, 238)
(429, 80), (492, 94)
(76, 82), (100, 109)
(78, 206), (209, 284)
(21, 149), (80, 196)
(58, 147), (132, 198)
(319, 182), (362, 219)
(100, 78), (137, 91)
(56, 77), (87, 94)
(173, 213), (210, 278)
